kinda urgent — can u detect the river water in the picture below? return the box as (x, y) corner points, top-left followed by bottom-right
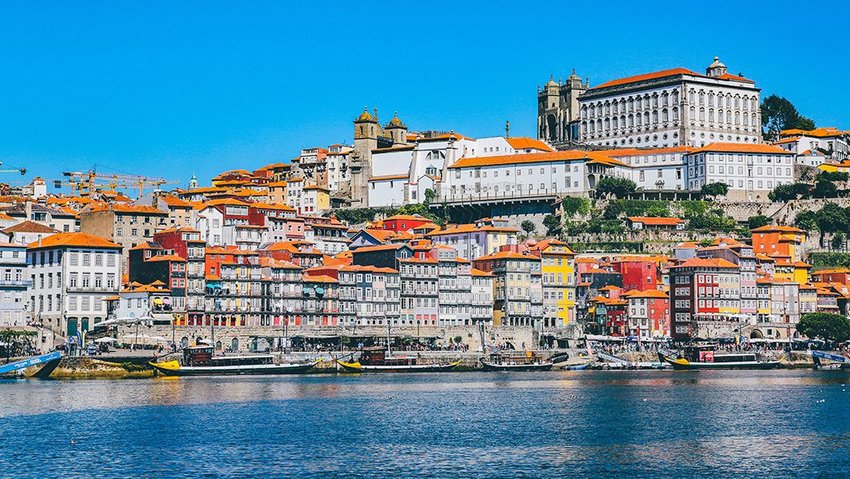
(1, 370), (849, 478)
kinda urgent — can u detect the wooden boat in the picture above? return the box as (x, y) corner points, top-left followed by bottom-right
(336, 348), (460, 373)
(480, 351), (554, 371)
(149, 345), (316, 377)
(563, 362), (591, 371)
(0, 351), (62, 379)
(658, 346), (782, 370)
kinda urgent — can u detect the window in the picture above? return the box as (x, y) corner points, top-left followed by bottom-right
(70, 253), (79, 267)
(82, 253), (91, 267)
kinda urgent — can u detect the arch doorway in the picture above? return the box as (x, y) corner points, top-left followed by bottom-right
(230, 337), (239, 352)
(750, 330), (764, 339)
(181, 337), (189, 349)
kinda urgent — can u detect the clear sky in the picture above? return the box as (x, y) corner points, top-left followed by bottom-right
(1, 0), (848, 191)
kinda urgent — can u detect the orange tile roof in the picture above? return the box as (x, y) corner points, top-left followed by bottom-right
(369, 174), (409, 182)
(352, 244), (408, 253)
(426, 224), (519, 236)
(147, 254), (186, 262)
(473, 251), (539, 261)
(622, 289), (668, 299)
(88, 203), (167, 215)
(627, 216), (684, 226)
(691, 142), (794, 155)
(597, 146), (696, 157)
(506, 137), (553, 152)
(158, 195), (192, 208)
(303, 274), (338, 283)
(203, 198), (251, 207)
(471, 268), (494, 277)
(780, 127), (847, 138)
(28, 232), (121, 250)
(751, 225), (804, 233)
(2, 220), (60, 234)
(448, 150), (625, 169)
(671, 257), (739, 269)
(812, 268), (850, 275)
(593, 68), (700, 89)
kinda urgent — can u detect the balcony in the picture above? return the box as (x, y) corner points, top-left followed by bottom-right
(0, 279), (32, 288)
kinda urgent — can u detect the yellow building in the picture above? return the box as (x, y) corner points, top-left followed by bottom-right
(301, 185), (330, 215)
(532, 239), (575, 328)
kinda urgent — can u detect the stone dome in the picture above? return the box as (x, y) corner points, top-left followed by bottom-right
(356, 108), (374, 122)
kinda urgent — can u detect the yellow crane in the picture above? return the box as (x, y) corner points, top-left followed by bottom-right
(56, 169), (179, 198)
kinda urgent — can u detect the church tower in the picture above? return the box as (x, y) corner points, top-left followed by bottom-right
(350, 108), (379, 206)
(537, 69), (587, 148)
(385, 112), (408, 145)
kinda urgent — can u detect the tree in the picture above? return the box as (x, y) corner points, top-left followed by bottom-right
(812, 180), (838, 199)
(747, 215), (771, 230)
(769, 182), (810, 202)
(543, 214), (561, 236)
(831, 231), (846, 251)
(761, 94), (816, 141)
(797, 313), (850, 342)
(595, 177), (636, 199)
(815, 203), (849, 233)
(819, 171), (849, 182)
(701, 182), (729, 198)
(562, 197), (590, 217)
(794, 209), (819, 231)
(520, 220), (537, 236)
(423, 188), (436, 205)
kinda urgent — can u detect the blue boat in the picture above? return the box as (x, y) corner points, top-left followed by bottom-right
(0, 351), (62, 379)
(811, 350), (848, 370)
(563, 362), (591, 371)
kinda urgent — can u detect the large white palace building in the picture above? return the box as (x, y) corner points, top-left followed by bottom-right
(540, 57), (762, 149)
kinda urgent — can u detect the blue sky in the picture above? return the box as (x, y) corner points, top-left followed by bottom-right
(1, 0), (848, 191)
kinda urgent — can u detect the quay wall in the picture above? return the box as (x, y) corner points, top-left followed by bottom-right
(117, 324), (540, 354)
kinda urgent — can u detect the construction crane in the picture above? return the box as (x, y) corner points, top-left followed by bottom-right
(55, 168), (179, 199)
(0, 162), (27, 175)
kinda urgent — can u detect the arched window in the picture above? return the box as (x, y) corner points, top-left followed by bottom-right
(661, 93), (668, 107)
(699, 108), (705, 122)
(672, 107), (679, 121)
(644, 111), (650, 125)
(662, 109), (668, 122)
(652, 110), (659, 123)
(671, 90), (679, 104)
(612, 117), (618, 129)
(628, 114), (634, 127)
(604, 118), (610, 131)
(717, 109), (724, 124)
(635, 113), (642, 126)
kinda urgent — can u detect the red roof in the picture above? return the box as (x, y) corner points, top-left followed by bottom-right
(627, 216), (684, 226)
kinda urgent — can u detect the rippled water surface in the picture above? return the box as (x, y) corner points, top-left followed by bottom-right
(2, 370), (850, 478)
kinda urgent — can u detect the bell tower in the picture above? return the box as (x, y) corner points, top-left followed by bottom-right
(350, 107), (379, 206)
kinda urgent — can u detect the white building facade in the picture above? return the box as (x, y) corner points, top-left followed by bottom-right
(27, 233), (122, 337)
(579, 57), (762, 149)
(0, 243), (30, 327)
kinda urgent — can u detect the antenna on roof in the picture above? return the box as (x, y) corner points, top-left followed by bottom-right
(505, 121), (511, 138)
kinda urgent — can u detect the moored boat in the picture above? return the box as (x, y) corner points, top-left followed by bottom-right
(0, 351), (62, 379)
(480, 351), (554, 371)
(811, 350), (849, 370)
(336, 347), (460, 373)
(658, 345), (782, 370)
(149, 345), (316, 377)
